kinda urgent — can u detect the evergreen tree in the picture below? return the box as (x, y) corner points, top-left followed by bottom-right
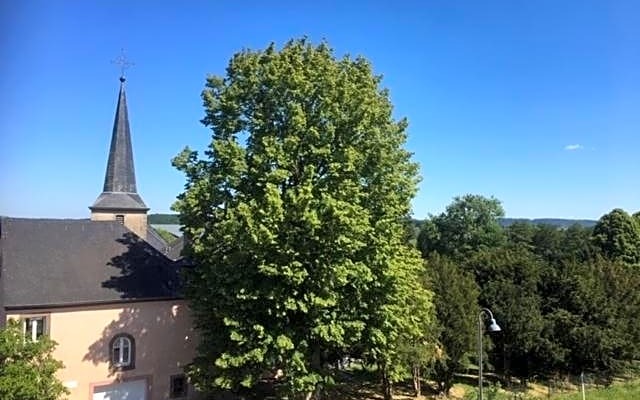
(505, 221), (536, 251)
(427, 254), (479, 394)
(468, 245), (545, 381)
(561, 223), (598, 263)
(566, 258), (640, 375)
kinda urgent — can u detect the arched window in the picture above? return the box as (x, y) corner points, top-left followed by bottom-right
(110, 333), (135, 370)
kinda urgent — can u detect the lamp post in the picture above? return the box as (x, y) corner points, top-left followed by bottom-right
(478, 308), (501, 400)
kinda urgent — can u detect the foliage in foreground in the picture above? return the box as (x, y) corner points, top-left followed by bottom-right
(0, 320), (68, 400)
(174, 38), (434, 399)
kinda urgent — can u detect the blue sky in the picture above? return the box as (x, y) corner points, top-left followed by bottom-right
(1, 1), (638, 220)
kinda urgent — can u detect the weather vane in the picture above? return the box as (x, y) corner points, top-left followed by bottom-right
(111, 49), (134, 81)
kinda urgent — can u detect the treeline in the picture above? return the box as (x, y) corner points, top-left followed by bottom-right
(417, 194), (640, 394)
(148, 213), (180, 224)
(498, 217), (597, 228)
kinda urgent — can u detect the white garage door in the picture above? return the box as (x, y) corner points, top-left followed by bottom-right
(92, 379), (147, 400)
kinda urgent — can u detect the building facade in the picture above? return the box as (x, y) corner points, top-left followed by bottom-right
(0, 76), (199, 400)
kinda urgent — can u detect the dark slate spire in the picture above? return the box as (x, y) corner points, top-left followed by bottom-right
(103, 77), (137, 193)
(91, 77), (148, 211)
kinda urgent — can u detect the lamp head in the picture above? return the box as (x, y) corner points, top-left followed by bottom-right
(488, 318), (501, 332)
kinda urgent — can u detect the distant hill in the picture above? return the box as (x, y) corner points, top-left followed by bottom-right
(408, 217), (597, 239)
(498, 218), (597, 229)
(152, 213), (598, 230)
(148, 213), (180, 224)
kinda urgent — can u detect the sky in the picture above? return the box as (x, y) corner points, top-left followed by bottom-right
(1, 1), (638, 220)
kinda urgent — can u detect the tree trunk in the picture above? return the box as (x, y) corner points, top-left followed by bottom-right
(381, 364), (394, 400)
(304, 346), (323, 400)
(303, 385), (323, 400)
(412, 365), (421, 397)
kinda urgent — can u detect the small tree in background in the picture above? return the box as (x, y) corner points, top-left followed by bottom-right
(418, 194), (506, 261)
(592, 208), (640, 265)
(0, 320), (68, 400)
(427, 253), (479, 395)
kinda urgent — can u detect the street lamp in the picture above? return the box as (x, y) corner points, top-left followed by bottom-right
(478, 308), (501, 400)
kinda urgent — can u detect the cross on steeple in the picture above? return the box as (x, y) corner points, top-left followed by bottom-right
(111, 49), (135, 81)
(90, 54), (149, 239)
(91, 58), (147, 211)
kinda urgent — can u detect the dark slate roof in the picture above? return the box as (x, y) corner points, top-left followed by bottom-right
(91, 192), (148, 211)
(0, 217), (181, 309)
(91, 78), (147, 211)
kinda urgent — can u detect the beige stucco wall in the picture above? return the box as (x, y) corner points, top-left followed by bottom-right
(8, 299), (199, 400)
(91, 212), (148, 239)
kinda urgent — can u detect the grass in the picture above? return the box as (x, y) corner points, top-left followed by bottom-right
(327, 375), (640, 400)
(205, 377), (640, 400)
(203, 363), (640, 400)
(440, 378), (640, 400)
(329, 361), (640, 399)
(550, 379), (640, 400)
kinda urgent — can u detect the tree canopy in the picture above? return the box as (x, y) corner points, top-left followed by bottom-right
(173, 38), (433, 399)
(592, 208), (640, 264)
(418, 194), (505, 259)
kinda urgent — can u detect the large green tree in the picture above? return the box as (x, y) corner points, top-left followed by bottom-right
(173, 39), (433, 399)
(0, 321), (68, 400)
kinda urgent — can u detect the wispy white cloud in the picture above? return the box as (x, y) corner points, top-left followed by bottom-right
(564, 144), (583, 151)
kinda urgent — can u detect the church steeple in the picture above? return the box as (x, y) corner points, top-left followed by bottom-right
(103, 76), (139, 194)
(90, 76), (149, 238)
